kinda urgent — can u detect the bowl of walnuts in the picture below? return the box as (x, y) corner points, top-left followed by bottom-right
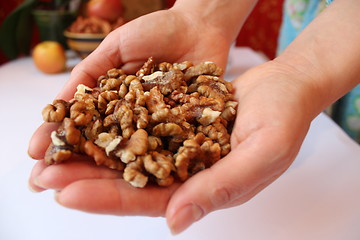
(64, 16), (124, 58)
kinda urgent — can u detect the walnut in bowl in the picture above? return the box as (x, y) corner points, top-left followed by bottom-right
(64, 16), (124, 58)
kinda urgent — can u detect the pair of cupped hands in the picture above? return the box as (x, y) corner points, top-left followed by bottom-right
(28, 9), (314, 234)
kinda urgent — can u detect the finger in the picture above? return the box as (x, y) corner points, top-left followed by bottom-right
(56, 178), (180, 217)
(166, 131), (296, 234)
(28, 160), (48, 192)
(33, 158), (122, 190)
(28, 122), (60, 160)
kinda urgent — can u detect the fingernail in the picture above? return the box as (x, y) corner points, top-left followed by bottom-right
(54, 191), (61, 203)
(169, 204), (203, 235)
(28, 183), (41, 193)
(34, 176), (47, 189)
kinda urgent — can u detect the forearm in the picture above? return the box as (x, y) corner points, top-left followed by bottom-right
(276, 0), (360, 116)
(171, 0), (258, 44)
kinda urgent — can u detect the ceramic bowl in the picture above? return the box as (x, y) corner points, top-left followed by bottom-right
(64, 30), (106, 59)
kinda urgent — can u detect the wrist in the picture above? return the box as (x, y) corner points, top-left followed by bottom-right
(171, 0), (258, 44)
(266, 56), (326, 120)
(275, 0), (360, 117)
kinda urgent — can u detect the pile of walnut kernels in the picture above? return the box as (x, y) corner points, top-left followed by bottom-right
(42, 57), (238, 188)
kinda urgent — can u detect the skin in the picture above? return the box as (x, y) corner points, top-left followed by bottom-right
(28, 0), (360, 235)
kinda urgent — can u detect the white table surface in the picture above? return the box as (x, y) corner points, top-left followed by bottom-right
(1, 48), (360, 240)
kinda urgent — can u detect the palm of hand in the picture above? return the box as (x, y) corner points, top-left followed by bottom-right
(62, 9), (231, 99)
(28, 8), (232, 214)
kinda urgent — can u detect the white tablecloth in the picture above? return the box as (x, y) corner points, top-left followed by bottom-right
(0, 48), (359, 240)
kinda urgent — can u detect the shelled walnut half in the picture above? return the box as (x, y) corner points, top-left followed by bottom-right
(41, 57), (238, 188)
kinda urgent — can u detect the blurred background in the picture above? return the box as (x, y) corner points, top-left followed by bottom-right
(0, 0), (283, 65)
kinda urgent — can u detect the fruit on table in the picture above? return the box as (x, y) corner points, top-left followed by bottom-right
(32, 41), (66, 74)
(87, 0), (123, 23)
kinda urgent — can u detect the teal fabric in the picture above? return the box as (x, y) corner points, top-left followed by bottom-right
(334, 92), (360, 142)
(325, 0), (333, 5)
(278, 0), (360, 143)
(277, 0), (325, 54)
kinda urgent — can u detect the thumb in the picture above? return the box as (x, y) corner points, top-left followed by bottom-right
(165, 134), (292, 234)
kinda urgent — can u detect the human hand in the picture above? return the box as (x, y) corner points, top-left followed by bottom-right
(29, 52), (319, 233)
(28, 5), (232, 227)
(29, 6), (232, 181)
(28, 5), (233, 163)
(29, 0), (360, 233)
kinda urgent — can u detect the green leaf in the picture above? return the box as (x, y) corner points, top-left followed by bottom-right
(15, 6), (35, 56)
(0, 0), (37, 59)
(54, 0), (73, 10)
